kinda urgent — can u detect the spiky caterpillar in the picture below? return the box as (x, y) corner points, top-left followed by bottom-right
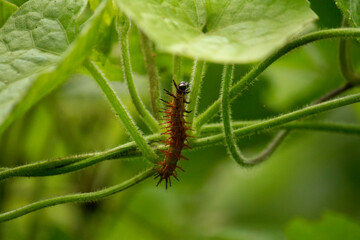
(155, 80), (191, 188)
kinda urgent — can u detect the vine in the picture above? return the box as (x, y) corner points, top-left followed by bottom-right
(1, 2), (360, 223)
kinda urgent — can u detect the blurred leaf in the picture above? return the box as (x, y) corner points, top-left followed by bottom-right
(335, 0), (360, 27)
(4, 0), (28, 7)
(0, 0), (17, 27)
(285, 212), (360, 240)
(89, 0), (118, 58)
(0, 0), (108, 134)
(116, 0), (317, 63)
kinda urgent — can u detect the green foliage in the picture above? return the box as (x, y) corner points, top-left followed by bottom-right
(335, 0), (360, 27)
(0, 0), (17, 27)
(116, 0), (317, 63)
(0, 0), (107, 134)
(286, 212), (360, 240)
(0, 1), (360, 239)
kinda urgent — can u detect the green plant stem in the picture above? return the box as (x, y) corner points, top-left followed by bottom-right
(220, 65), (286, 166)
(2, 89), (360, 180)
(338, 17), (360, 85)
(338, 39), (358, 84)
(85, 59), (158, 163)
(0, 134), (162, 180)
(116, 15), (160, 133)
(0, 168), (155, 222)
(193, 91), (360, 148)
(0, 153), (94, 180)
(172, 55), (182, 83)
(194, 28), (360, 131)
(2, 120), (360, 180)
(201, 121), (360, 136)
(187, 60), (206, 133)
(139, 30), (161, 119)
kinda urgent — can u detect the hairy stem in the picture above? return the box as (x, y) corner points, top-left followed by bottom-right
(116, 15), (160, 133)
(0, 134), (162, 181)
(193, 91), (360, 147)
(2, 90), (360, 181)
(195, 28), (360, 131)
(85, 59), (158, 163)
(201, 121), (360, 136)
(338, 18), (360, 85)
(2, 119), (360, 181)
(139, 30), (161, 119)
(172, 55), (182, 84)
(0, 168), (155, 222)
(221, 65), (287, 166)
(0, 153), (93, 180)
(187, 60), (206, 133)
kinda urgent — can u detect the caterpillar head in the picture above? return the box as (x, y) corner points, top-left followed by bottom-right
(179, 81), (189, 92)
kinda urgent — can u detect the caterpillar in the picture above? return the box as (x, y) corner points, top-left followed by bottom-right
(155, 80), (191, 188)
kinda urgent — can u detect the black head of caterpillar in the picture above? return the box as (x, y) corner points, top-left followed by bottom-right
(155, 80), (191, 188)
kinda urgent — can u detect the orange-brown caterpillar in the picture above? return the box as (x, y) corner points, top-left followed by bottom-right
(155, 80), (191, 188)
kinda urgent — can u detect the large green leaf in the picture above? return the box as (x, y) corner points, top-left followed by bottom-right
(116, 0), (317, 63)
(285, 212), (360, 240)
(0, 0), (17, 27)
(335, 0), (360, 27)
(0, 0), (109, 134)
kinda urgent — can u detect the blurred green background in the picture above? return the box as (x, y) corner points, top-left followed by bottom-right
(1, 0), (360, 239)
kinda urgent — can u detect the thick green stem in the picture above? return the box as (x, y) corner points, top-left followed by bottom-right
(0, 153), (93, 180)
(201, 121), (360, 136)
(0, 168), (155, 222)
(0, 134), (162, 180)
(2, 119), (360, 181)
(139, 30), (161, 119)
(187, 60), (206, 133)
(85, 60), (158, 163)
(116, 15), (160, 132)
(194, 91), (360, 147)
(195, 28), (360, 131)
(221, 65), (286, 166)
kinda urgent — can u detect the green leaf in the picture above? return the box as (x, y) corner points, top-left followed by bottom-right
(335, 0), (360, 27)
(0, 0), (17, 27)
(4, 0), (28, 7)
(0, 0), (109, 135)
(116, 0), (317, 63)
(285, 212), (360, 240)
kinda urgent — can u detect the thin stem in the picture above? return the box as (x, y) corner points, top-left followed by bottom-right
(85, 59), (158, 163)
(0, 134), (162, 181)
(338, 17), (360, 85)
(2, 91), (360, 181)
(139, 30), (161, 119)
(2, 118), (360, 181)
(314, 84), (352, 104)
(195, 28), (360, 131)
(116, 15), (160, 133)
(0, 168), (155, 222)
(221, 65), (239, 162)
(220, 65), (286, 166)
(0, 153), (93, 180)
(172, 55), (182, 83)
(201, 121), (360, 136)
(193, 91), (360, 147)
(187, 60), (206, 133)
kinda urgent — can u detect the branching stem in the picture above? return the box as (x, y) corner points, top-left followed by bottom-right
(195, 28), (360, 131)
(85, 59), (158, 163)
(139, 30), (161, 119)
(116, 15), (160, 132)
(187, 60), (206, 133)
(0, 168), (155, 222)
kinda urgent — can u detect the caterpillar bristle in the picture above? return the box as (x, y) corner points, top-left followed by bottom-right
(156, 80), (191, 188)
